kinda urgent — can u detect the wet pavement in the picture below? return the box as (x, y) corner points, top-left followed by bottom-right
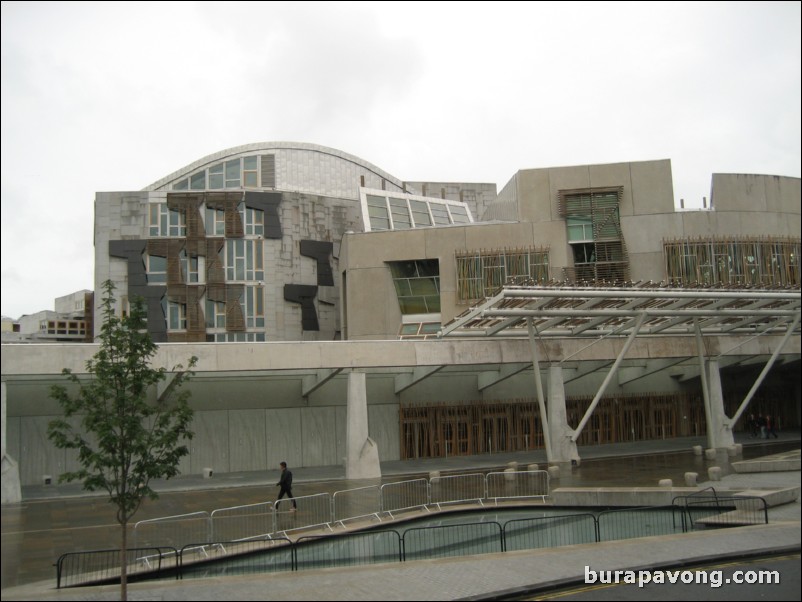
(1, 433), (799, 598)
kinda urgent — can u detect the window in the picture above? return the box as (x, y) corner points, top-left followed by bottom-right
(241, 285), (265, 328)
(172, 178), (189, 190)
(180, 250), (204, 283)
(205, 206), (226, 236)
(226, 239), (264, 281)
(448, 205), (470, 223)
(388, 259), (440, 314)
(205, 299), (227, 329)
(243, 156), (258, 187)
(213, 332), (266, 342)
(389, 198), (412, 229)
(241, 204), (264, 236)
(209, 163), (224, 189)
(409, 200), (432, 227)
(190, 171), (206, 190)
(146, 254), (167, 283)
(456, 247), (550, 302)
(149, 203), (186, 237)
(366, 195), (390, 231)
(162, 299), (186, 330)
(225, 159), (241, 188)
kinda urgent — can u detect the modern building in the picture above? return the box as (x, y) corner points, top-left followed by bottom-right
(2, 144), (800, 499)
(1, 290), (93, 343)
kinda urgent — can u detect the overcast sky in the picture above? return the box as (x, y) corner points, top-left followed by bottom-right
(1, 1), (800, 319)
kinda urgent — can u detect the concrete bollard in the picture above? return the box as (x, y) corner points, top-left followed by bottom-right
(658, 479), (673, 488)
(504, 467), (516, 481)
(727, 446), (738, 458)
(507, 461), (519, 471)
(528, 463), (539, 472)
(705, 448), (717, 460)
(684, 472), (698, 487)
(708, 466), (722, 481)
(547, 465), (560, 479)
(734, 444), (743, 455)
(692, 445), (703, 456)
(203, 467), (214, 478)
(429, 470), (440, 480)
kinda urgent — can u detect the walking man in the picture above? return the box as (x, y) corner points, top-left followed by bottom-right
(276, 461), (297, 511)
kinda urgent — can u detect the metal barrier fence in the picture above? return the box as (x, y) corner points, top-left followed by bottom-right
(133, 512), (212, 551)
(381, 479), (430, 518)
(684, 496), (769, 528)
(429, 474), (487, 509)
(211, 502), (275, 542)
(486, 470), (550, 503)
(58, 502), (774, 586)
(274, 492), (333, 535)
(503, 514), (598, 551)
(597, 506), (687, 542)
(55, 547), (177, 589)
(295, 531), (403, 570)
(179, 538), (293, 579)
(403, 522), (504, 560)
(332, 486), (383, 525)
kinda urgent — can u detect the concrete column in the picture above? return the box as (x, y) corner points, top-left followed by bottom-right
(548, 365), (580, 466)
(345, 370), (380, 480)
(707, 359), (734, 449)
(2, 381), (22, 504)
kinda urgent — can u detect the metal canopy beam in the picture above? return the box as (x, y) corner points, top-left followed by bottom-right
(571, 313), (647, 442)
(302, 368), (343, 398)
(440, 285), (801, 340)
(395, 365), (444, 395)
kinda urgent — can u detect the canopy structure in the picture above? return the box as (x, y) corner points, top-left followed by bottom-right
(440, 285), (802, 339)
(440, 284), (801, 461)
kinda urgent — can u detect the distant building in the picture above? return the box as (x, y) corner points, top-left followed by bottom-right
(1, 290), (93, 343)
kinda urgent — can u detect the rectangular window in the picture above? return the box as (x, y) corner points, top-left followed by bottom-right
(205, 298), (227, 329)
(389, 198), (412, 229)
(205, 207), (226, 236)
(243, 156), (258, 187)
(149, 203), (185, 237)
(409, 200), (432, 227)
(179, 251), (203, 283)
(167, 301), (187, 330)
(209, 163), (224, 189)
(146, 255), (167, 283)
(429, 204), (450, 225)
(242, 205), (265, 236)
(366, 195), (390, 231)
(388, 259), (440, 314)
(190, 171), (206, 190)
(225, 159), (241, 188)
(226, 239), (264, 281)
(241, 285), (265, 328)
(448, 205), (470, 223)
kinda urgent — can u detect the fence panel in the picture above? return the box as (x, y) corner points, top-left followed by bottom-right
(56, 547), (177, 589)
(504, 514), (597, 551)
(403, 522), (504, 561)
(486, 470), (550, 503)
(211, 502), (275, 542)
(686, 496), (768, 529)
(597, 506), (686, 542)
(133, 512), (212, 550)
(381, 479), (430, 518)
(332, 486), (382, 525)
(295, 531), (402, 571)
(429, 474), (487, 509)
(274, 492), (333, 535)
(178, 538), (293, 579)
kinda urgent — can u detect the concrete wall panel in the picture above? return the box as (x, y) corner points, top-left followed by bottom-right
(189, 410), (230, 474)
(228, 410), (267, 472)
(266, 408), (303, 469)
(300, 406), (338, 466)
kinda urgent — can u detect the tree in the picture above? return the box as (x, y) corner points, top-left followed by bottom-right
(48, 281), (196, 600)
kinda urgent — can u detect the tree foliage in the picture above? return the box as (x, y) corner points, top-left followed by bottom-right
(47, 280), (195, 598)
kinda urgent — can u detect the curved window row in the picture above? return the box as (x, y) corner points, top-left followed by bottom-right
(172, 155), (260, 190)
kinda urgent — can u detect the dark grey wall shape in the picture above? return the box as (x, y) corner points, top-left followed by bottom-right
(283, 284), (319, 331)
(243, 191), (282, 239)
(109, 240), (168, 342)
(299, 240), (334, 286)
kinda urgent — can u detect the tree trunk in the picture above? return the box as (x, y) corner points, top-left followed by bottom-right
(120, 521), (128, 601)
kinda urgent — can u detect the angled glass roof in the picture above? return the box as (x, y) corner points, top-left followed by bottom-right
(359, 188), (473, 232)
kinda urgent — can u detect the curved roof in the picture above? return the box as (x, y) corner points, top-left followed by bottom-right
(143, 141), (406, 192)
